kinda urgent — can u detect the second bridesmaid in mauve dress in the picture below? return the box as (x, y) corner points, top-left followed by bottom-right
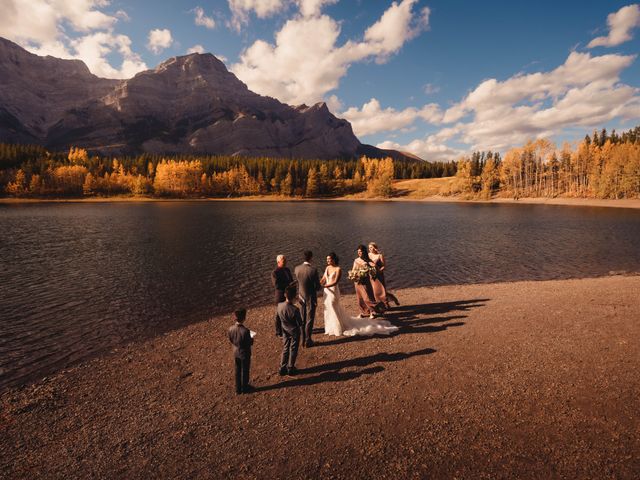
(368, 242), (400, 308)
(353, 245), (383, 317)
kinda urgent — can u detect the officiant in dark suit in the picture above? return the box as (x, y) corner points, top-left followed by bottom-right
(272, 254), (294, 337)
(294, 250), (322, 347)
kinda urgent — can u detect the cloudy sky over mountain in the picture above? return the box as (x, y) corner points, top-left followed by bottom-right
(2, 0), (639, 160)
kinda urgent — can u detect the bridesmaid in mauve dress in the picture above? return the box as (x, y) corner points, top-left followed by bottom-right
(368, 242), (400, 308)
(352, 245), (383, 318)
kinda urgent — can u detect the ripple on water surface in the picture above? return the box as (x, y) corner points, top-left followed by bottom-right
(1, 201), (639, 389)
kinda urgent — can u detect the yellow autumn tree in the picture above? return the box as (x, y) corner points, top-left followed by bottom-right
(153, 159), (203, 196)
(6, 169), (26, 196)
(68, 147), (89, 165)
(362, 157), (395, 197)
(305, 167), (319, 197)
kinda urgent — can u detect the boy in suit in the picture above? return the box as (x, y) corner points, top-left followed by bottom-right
(228, 308), (253, 394)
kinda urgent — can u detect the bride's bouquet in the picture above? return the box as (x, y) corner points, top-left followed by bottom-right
(348, 264), (377, 283)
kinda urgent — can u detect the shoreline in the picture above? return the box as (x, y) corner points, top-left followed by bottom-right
(2, 275), (639, 478)
(1, 194), (640, 209)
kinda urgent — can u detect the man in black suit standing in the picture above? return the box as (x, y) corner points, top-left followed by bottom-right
(276, 286), (303, 376)
(294, 250), (322, 347)
(271, 254), (294, 337)
(227, 308), (253, 394)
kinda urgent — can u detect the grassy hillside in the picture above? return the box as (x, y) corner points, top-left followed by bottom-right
(392, 177), (457, 198)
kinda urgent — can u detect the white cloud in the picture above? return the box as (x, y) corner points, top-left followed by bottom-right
(228, 0), (286, 30)
(325, 94), (343, 112)
(186, 44), (206, 54)
(377, 136), (464, 162)
(0, 0), (146, 79)
(69, 31), (147, 78)
(0, 0), (116, 45)
(381, 51), (640, 157)
(193, 6), (216, 29)
(341, 98), (442, 136)
(147, 28), (173, 54)
(588, 4), (640, 48)
(297, 0), (337, 17)
(227, 0), (338, 29)
(441, 51), (640, 151)
(363, 1), (430, 63)
(423, 83), (440, 95)
(115, 9), (130, 22)
(55, 0), (116, 32)
(231, 0), (430, 105)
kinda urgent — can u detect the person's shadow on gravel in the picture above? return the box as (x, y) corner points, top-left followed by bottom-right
(317, 309), (479, 346)
(301, 348), (436, 374)
(253, 348), (436, 392)
(311, 299), (488, 347)
(384, 298), (489, 324)
(382, 299), (489, 336)
(254, 366), (385, 392)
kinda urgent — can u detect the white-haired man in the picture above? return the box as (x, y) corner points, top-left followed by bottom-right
(271, 254), (294, 336)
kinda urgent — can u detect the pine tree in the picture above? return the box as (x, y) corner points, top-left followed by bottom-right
(83, 173), (95, 196)
(352, 170), (364, 192)
(332, 165), (344, 194)
(480, 158), (499, 198)
(305, 167), (319, 197)
(318, 163), (329, 195)
(6, 169), (26, 196)
(29, 174), (42, 195)
(280, 171), (293, 196)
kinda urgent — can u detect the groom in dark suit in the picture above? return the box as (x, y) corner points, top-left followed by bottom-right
(294, 250), (322, 348)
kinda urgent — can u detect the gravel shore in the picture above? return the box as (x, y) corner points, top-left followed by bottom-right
(2, 275), (639, 479)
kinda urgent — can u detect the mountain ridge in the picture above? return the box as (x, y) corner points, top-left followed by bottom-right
(0, 37), (420, 161)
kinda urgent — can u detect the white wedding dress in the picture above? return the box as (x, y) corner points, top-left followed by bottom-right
(322, 268), (399, 337)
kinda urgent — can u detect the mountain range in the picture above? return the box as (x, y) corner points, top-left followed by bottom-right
(0, 37), (418, 160)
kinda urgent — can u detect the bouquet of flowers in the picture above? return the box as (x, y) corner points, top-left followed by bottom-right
(348, 264), (377, 283)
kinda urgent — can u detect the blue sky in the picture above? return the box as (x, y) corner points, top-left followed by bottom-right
(2, 1), (639, 160)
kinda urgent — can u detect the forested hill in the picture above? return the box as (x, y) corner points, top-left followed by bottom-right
(1, 126), (638, 200)
(0, 145), (454, 199)
(453, 127), (640, 199)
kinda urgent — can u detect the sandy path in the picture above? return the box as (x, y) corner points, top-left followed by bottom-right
(1, 275), (639, 479)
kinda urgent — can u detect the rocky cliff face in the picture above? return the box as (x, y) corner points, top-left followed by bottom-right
(0, 38), (118, 144)
(0, 37), (415, 160)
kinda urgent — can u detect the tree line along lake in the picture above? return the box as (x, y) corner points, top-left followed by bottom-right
(1, 200), (639, 390)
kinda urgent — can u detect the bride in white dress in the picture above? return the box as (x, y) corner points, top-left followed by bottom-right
(321, 252), (399, 337)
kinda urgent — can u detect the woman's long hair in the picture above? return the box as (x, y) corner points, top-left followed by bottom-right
(357, 244), (371, 263)
(328, 251), (339, 265)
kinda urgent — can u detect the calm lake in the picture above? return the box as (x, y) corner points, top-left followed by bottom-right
(1, 200), (640, 389)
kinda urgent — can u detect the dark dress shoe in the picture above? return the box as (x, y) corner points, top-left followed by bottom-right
(306, 340), (315, 348)
(287, 367), (298, 376)
(279, 367), (287, 376)
(243, 385), (255, 394)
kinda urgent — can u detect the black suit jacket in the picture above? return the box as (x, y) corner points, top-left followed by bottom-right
(276, 301), (303, 336)
(272, 267), (294, 301)
(228, 323), (253, 360)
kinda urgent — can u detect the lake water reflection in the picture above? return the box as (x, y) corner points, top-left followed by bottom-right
(1, 200), (639, 389)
